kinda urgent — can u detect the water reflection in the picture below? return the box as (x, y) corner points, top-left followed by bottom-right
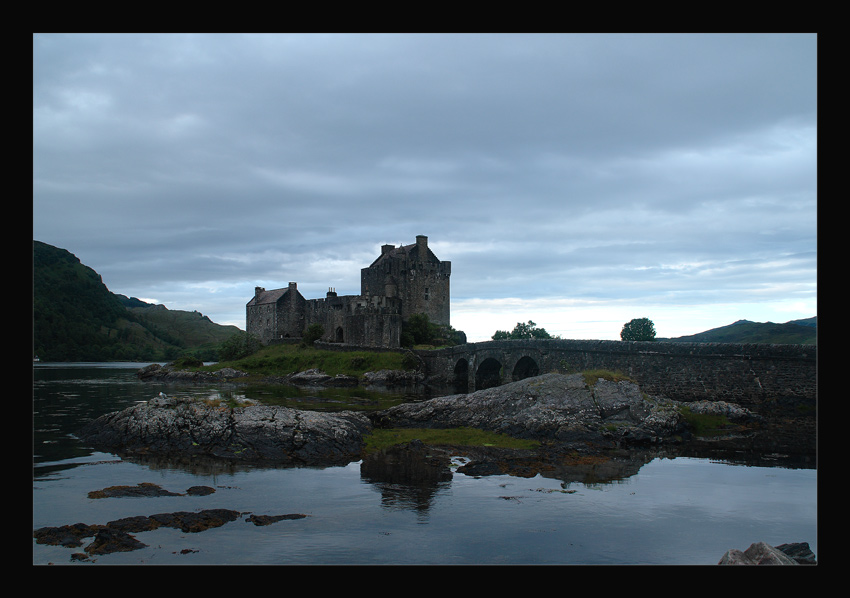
(33, 365), (818, 565)
(360, 441), (453, 516)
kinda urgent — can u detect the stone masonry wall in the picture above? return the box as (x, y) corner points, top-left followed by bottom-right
(420, 339), (816, 410)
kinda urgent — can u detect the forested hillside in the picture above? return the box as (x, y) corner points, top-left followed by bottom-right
(664, 318), (816, 345)
(33, 241), (240, 362)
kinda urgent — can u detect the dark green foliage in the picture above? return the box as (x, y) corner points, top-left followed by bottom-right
(33, 240), (241, 361)
(216, 343), (411, 377)
(492, 320), (555, 340)
(401, 313), (465, 347)
(170, 355), (205, 368)
(34, 241), (135, 361)
(402, 313), (440, 346)
(401, 351), (421, 370)
(218, 331), (262, 361)
(447, 326), (467, 345)
(620, 318), (656, 341)
(302, 323), (324, 346)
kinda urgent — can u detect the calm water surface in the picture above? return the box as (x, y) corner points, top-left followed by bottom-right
(33, 363), (817, 565)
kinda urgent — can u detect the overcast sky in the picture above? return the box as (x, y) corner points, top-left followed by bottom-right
(33, 33), (817, 342)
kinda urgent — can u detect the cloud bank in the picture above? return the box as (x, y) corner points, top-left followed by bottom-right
(33, 33), (817, 341)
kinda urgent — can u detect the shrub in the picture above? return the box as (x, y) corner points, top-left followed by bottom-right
(302, 323), (324, 346)
(170, 355), (204, 368)
(219, 331), (262, 361)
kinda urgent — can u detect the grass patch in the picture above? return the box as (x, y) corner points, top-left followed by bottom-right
(363, 427), (540, 454)
(204, 343), (412, 378)
(245, 384), (409, 412)
(678, 406), (733, 437)
(581, 369), (635, 386)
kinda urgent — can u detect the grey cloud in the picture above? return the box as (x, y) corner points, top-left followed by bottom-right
(33, 33), (817, 336)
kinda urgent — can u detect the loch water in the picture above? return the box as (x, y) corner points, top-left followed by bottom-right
(33, 363), (817, 565)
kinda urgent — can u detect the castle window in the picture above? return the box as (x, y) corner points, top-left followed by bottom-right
(425, 287), (430, 300)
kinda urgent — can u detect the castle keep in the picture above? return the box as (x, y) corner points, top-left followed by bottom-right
(247, 235), (450, 348)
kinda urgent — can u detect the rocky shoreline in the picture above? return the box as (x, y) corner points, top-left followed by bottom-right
(135, 362), (425, 388)
(79, 370), (777, 466)
(719, 541), (817, 565)
(60, 369), (817, 564)
(33, 482), (308, 561)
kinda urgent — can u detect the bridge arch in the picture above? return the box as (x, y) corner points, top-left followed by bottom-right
(453, 358), (469, 393)
(475, 357), (503, 390)
(415, 338), (816, 404)
(511, 355), (540, 381)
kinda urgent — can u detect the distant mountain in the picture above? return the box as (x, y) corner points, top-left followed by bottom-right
(33, 241), (240, 362)
(662, 318), (816, 345)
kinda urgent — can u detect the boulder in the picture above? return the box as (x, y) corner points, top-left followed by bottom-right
(718, 541), (815, 565)
(685, 400), (764, 424)
(288, 369), (358, 387)
(362, 369), (425, 387)
(136, 363), (248, 382)
(78, 395), (371, 465)
(775, 542), (818, 565)
(371, 373), (688, 445)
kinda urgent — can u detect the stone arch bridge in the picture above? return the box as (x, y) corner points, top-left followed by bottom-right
(415, 339), (816, 410)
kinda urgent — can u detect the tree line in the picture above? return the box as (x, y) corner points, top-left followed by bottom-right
(490, 318), (656, 341)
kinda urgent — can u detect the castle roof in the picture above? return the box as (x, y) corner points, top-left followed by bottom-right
(368, 239), (440, 268)
(246, 285), (302, 307)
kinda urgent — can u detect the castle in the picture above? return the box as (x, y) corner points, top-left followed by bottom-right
(246, 235), (450, 348)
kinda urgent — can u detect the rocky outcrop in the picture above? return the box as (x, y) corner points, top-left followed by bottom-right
(77, 394), (371, 465)
(718, 541), (817, 565)
(372, 373), (695, 445)
(361, 369), (425, 387)
(137, 364), (363, 387)
(34, 509), (307, 558)
(287, 368), (359, 386)
(82, 372), (763, 465)
(137, 363), (249, 382)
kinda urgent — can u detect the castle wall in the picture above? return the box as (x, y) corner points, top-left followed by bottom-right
(303, 293), (403, 347)
(278, 286), (306, 339)
(246, 303), (275, 344)
(246, 283), (306, 344)
(360, 235), (450, 327)
(248, 236), (448, 348)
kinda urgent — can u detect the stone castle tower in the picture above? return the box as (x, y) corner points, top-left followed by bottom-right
(246, 235), (450, 348)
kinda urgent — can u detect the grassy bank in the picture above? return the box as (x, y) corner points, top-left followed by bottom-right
(204, 343), (414, 379)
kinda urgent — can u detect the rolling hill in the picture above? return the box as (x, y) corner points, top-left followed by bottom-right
(662, 318), (816, 345)
(33, 241), (240, 362)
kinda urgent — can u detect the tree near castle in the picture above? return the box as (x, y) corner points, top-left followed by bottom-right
(402, 313), (466, 347)
(492, 320), (555, 340)
(620, 318), (656, 341)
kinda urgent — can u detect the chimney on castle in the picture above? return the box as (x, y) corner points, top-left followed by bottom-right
(382, 244), (394, 255)
(416, 235), (428, 250)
